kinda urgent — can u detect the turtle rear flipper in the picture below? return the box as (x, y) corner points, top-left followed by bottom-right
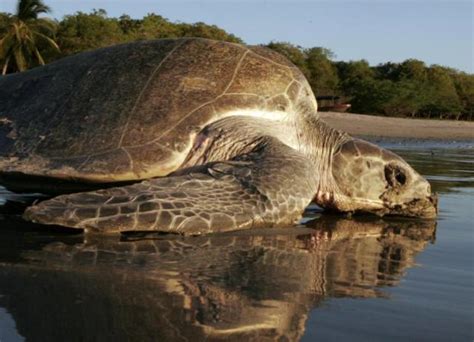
(23, 138), (318, 235)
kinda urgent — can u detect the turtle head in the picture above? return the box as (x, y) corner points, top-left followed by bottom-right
(316, 138), (438, 218)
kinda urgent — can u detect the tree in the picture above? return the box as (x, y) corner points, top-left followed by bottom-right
(178, 22), (242, 43)
(374, 62), (400, 81)
(336, 60), (374, 96)
(419, 66), (462, 119)
(336, 60), (373, 80)
(56, 9), (123, 56)
(399, 59), (427, 82)
(1, 3), (472, 120)
(118, 14), (140, 36)
(0, 0), (59, 74)
(369, 60), (428, 117)
(452, 72), (474, 120)
(305, 47), (339, 96)
(55, 11), (242, 56)
(265, 41), (309, 77)
(346, 78), (394, 114)
(380, 80), (426, 117)
(0, 12), (12, 31)
(131, 13), (181, 40)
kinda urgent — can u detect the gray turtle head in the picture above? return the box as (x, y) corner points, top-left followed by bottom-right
(317, 138), (437, 218)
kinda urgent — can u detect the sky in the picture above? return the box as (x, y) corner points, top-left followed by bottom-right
(1, 0), (472, 72)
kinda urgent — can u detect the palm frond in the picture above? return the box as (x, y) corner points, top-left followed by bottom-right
(2, 55), (11, 75)
(32, 18), (57, 33)
(17, 0), (51, 21)
(1, 0), (58, 73)
(12, 22), (23, 44)
(13, 46), (27, 71)
(33, 31), (60, 51)
(33, 47), (45, 65)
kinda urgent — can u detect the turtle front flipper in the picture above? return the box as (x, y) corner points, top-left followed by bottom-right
(23, 138), (318, 235)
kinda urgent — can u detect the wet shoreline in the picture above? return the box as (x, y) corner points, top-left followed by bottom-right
(0, 143), (473, 341)
(320, 111), (474, 141)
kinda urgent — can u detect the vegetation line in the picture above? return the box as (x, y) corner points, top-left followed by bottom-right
(1, 0), (472, 120)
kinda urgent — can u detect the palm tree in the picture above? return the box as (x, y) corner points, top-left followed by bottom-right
(0, 0), (59, 75)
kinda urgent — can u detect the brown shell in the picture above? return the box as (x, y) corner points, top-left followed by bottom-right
(0, 38), (316, 182)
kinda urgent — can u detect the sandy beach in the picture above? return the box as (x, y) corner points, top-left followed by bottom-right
(319, 112), (474, 140)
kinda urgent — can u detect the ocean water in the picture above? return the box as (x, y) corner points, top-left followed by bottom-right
(0, 144), (472, 341)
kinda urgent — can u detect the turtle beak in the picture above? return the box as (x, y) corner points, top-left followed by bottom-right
(425, 193), (439, 218)
(381, 192), (438, 218)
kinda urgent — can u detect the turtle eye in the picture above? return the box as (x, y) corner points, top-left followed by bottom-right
(385, 164), (407, 188)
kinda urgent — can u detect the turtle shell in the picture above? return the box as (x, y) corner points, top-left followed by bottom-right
(0, 38), (316, 184)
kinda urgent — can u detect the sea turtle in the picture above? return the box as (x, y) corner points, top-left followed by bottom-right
(0, 38), (437, 234)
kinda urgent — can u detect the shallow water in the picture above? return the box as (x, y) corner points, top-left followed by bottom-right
(0, 144), (472, 341)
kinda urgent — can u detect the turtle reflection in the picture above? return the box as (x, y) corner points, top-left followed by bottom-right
(0, 217), (435, 341)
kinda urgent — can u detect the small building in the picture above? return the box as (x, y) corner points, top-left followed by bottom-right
(316, 96), (351, 112)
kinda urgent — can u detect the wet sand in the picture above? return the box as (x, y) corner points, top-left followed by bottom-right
(319, 112), (474, 140)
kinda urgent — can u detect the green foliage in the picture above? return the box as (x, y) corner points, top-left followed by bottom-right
(265, 42), (339, 96)
(178, 22), (242, 43)
(0, 13), (12, 35)
(346, 78), (393, 114)
(1, 6), (242, 68)
(381, 80), (426, 117)
(53, 10), (242, 56)
(335, 60), (373, 88)
(398, 59), (427, 82)
(333, 59), (471, 120)
(265, 42), (309, 77)
(0, 3), (473, 120)
(305, 47), (339, 96)
(56, 9), (123, 56)
(0, 0), (59, 74)
(417, 66), (462, 119)
(122, 13), (181, 40)
(452, 72), (474, 120)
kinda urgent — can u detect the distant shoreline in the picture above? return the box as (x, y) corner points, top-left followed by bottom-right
(319, 112), (474, 141)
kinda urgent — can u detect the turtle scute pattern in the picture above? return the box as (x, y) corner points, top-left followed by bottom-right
(0, 38), (316, 182)
(24, 137), (318, 235)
